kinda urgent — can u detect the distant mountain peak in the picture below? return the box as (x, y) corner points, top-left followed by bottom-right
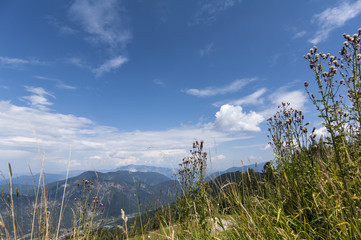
(116, 164), (175, 178)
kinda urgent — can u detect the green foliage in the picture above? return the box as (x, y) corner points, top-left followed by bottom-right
(175, 140), (211, 235)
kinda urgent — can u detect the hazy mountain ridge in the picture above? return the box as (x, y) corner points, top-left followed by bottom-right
(116, 164), (177, 178)
(206, 162), (266, 179)
(0, 169), (179, 234)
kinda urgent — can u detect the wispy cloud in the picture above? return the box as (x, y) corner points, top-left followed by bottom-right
(0, 56), (29, 65)
(34, 75), (76, 90)
(21, 86), (55, 111)
(67, 56), (128, 77)
(0, 56), (47, 67)
(293, 30), (306, 39)
(200, 43), (214, 57)
(189, 0), (242, 25)
(67, 0), (131, 77)
(156, 1), (169, 23)
(69, 0), (132, 49)
(153, 79), (165, 87)
(67, 57), (90, 69)
(185, 78), (255, 97)
(47, 16), (78, 35)
(213, 88), (267, 107)
(310, 0), (361, 44)
(92, 56), (128, 77)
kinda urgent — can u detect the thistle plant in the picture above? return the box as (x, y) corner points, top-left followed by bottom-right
(175, 140), (210, 233)
(71, 179), (104, 238)
(304, 29), (361, 186)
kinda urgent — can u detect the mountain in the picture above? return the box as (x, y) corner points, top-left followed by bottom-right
(206, 162), (266, 180)
(116, 164), (176, 178)
(0, 173), (64, 186)
(0, 170), (180, 236)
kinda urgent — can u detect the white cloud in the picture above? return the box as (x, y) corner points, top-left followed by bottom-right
(185, 78), (255, 97)
(190, 0), (242, 25)
(293, 30), (306, 39)
(314, 126), (329, 139)
(67, 0), (132, 77)
(0, 57), (47, 67)
(310, 0), (361, 44)
(229, 88), (267, 106)
(34, 75), (76, 90)
(153, 79), (165, 86)
(57, 83), (76, 90)
(214, 104), (264, 132)
(0, 98), (258, 174)
(67, 57), (90, 69)
(215, 154), (226, 160)
(21, 86), (55, 111)
(47, 16), (78, 35)
(0, 56), (29, 65)
(200, 43), (214, 57)
(212, 88), (266, 107)
(69, 0), (131, 49)
(233, 143), (268, 149)
(92, 56), (128, 77)
(270, 89), (307, 110)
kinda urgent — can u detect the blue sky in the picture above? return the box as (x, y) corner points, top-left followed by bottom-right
(1, 0), (361, 175)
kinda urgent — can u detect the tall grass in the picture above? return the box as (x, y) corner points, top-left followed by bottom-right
(1, 28), (361, 239)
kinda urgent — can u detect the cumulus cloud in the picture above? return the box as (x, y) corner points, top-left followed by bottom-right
(310, 0), (361, 44)
(0, 98), (257, 174)
(92, 56), (128, 77)
(270, 89), (307, 110)
(69, 0), (131, 49)
(185, 78), (255, 97)
(214, 104), (264, 132)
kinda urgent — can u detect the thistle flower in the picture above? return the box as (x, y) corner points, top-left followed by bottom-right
(302, 127), (308, 133)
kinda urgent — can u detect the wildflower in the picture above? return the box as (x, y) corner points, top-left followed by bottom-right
(304, 81), (309, 87)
